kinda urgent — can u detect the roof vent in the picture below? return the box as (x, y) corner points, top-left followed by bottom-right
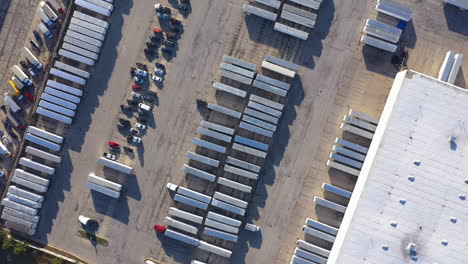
(382, 244), (389, 251)
(450, 217), (457, 223)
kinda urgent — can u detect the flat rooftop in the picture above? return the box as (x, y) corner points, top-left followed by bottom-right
(329, 70), (468, 264)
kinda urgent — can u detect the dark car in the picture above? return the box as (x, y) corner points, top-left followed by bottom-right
(146, 42), (158, 48)
(136, 63), (148, 71)
(127, 99), (138, 106)
(20, 61), (29, 70)
(155, 63), (165, 69)
(149, 35), (160, 43)
(166, 32), (177, 39)
(178, 4), (188, 11)
(144, 48), (156, 55)
(119, 118), (131, 126)
(165, 40), (175, 47)
(161, 47), (172, 55)
(170, 26), (180, 33)
(33, 30), (43, 46)
(29, 40), (40, 51)
(2, 119), (11, 129)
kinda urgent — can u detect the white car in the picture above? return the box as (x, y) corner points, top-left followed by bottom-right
(131, 92), (142, 98)
(154, 68), (164, 75)
(132, 136), (142, 143)
(135, 123), (146, 130)
(130, 128), (140, 135)
(152, 76), (162, 82)
(2, 135), (11, 145)
(134, 69), (148, 77)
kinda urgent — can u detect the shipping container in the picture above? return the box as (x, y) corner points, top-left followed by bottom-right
(70, 17), (107, 35)
(41, 93), (77, 110)
(27, 126), (63, 144)
(66, 30), (102, 47)
(11, 176), (48, 193)
(24, 133), (61, 151)
(44, 87), (81, 103)
(73, 11), (109, 29)
(85, 181), (120, 198)
(54, 61), (91, 79)
(8, 185), (45, 202)
(75, 0), (111, 16)
(19, 157), (55, 175)
(46, 79), (83, 96)
(1, 198), (38, 216)
(98, 157), (133, 174)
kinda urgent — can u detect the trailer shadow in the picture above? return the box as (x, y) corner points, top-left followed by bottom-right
(361, 45), (398, 78)
(444, 4), (468, 36)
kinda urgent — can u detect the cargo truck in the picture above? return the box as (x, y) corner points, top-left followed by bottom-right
(8, 80), (23, 99)
(23, 47), (43, 70)
(39, 22), (53, 39)
(40, 1), (58, 21)
(36, 7), (54, 27)
(4, 93), (21, 113)
(10, 65), (32, 86)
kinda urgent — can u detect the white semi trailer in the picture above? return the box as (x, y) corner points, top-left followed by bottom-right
(19, 157), (55, 175)
(10, 65), (32, 86)
(98, 157), (134, 174)
(23, 47), (43, 70)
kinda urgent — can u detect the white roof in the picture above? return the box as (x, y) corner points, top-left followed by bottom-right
(329, 71), (468, 264)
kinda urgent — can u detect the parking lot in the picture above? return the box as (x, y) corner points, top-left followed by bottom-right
(5, 0), (467, 264)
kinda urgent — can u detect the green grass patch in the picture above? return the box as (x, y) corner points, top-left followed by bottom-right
(75, 230), (108, 246)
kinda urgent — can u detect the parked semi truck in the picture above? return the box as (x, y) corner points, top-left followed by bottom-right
(8, 80), (23, 99)
(4, 93), (21, 113)
(10, 65), (32, 86)
(39, 1), (58, 22)
(23, 47), (43, 70)
(39, 22), (53, 39)
(36, 7), (54, 27)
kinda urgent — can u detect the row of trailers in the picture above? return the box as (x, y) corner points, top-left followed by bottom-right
(1, 126), (64, 235)
(160, 55), (299, 260)
(359, 0), (413, 53)
(35, 2), (112, 124)
(242, 0), (325, 40)
(289, 109), (379, 264)
(0, 1), (115, 235)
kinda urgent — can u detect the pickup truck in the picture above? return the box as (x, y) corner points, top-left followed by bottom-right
(103, 152), (116, 160)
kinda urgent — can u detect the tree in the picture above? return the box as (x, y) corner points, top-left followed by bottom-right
(0, 230), (7, 242)
(51, 257), (63, 264)
(2, 236), (15, 250)
(13, 241), (29, 256)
